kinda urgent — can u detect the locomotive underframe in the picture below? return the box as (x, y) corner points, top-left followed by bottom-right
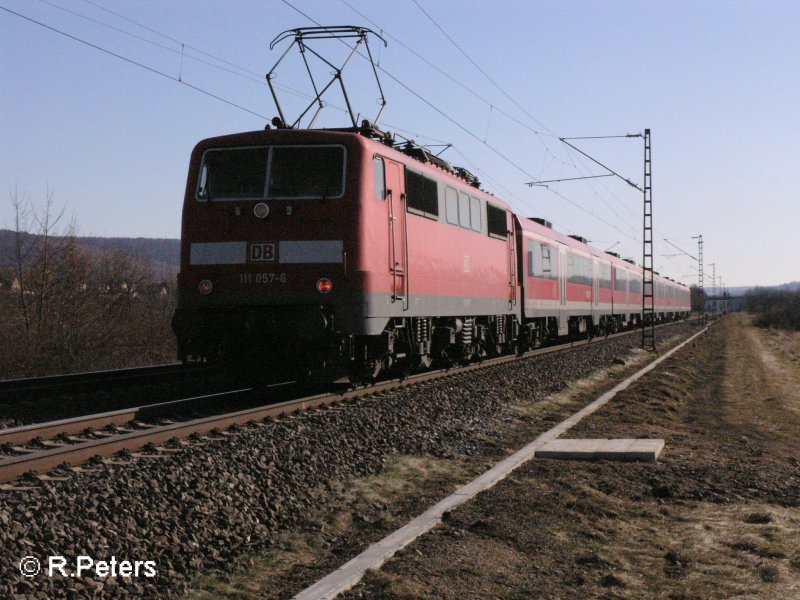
(348, 313), (520, 380)
(173, 302), (524, 382)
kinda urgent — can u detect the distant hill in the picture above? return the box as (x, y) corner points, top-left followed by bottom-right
(727, 282), (800, 296)
(68, 235), (180, 269)
(773, 281), (800, 292)
(0, 229), (180, 276)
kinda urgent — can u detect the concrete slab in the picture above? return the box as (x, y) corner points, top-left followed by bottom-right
(535, 438), (665, 462)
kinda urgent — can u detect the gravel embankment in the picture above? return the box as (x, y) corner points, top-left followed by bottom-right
(1, 322), (699, 598)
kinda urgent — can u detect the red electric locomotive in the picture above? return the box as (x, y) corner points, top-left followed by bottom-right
(171, 124), (519, 380)
(172, 123), (690, 381)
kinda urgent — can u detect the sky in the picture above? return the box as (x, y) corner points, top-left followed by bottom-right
(1, 0), (798, 288)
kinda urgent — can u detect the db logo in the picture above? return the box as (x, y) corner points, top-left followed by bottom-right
(249, 242), (277, 262)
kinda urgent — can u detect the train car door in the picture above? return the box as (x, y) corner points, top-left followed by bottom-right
(385, 159), (408, 309)
(611, 266), (616, 316)
(507, 214), (517, 308)
(558, 244), (568, 335)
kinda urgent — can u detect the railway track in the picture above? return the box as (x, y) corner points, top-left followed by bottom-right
(0, 319), (701, 486)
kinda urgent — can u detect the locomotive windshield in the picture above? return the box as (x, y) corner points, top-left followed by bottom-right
(197, 148), (269, 200)
(197, 145), (345, 201)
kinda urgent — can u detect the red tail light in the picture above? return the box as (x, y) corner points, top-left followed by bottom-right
(316, 278), (332, 294)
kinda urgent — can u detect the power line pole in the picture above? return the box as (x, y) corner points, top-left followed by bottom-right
(554, 131), (652, 346)
(694, 234), (704, 321)
(642, 129), (655, 351)
(721, 281), (727, 314)
(710, 262), (717, 317)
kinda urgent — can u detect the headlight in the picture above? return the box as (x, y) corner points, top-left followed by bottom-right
(253, 202), (270, 219)
(199, 279), (213, 295)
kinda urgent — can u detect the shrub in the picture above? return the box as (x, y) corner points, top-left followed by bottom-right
(743, 288), (800, 331)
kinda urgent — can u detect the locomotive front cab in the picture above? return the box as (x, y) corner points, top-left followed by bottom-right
(172, 129), (370, 377)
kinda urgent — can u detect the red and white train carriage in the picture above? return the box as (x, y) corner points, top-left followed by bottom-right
(172, 125), (690, 380)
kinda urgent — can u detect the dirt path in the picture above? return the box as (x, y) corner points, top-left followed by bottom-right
(340, 315), (800, 599)
(726, 323), (800, 452)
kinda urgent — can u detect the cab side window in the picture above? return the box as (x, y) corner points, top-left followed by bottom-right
(487, 204), (507, 239)
(405, 169), (439, 218)
(374, 157), (386, 201)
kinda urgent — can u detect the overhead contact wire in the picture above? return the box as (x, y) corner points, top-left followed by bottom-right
(1, 5), (270, 119)
(339, 0), (556, 147)
(410, 0), (557, 138)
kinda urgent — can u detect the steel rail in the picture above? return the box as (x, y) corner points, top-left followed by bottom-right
(0, 319), (700, 485)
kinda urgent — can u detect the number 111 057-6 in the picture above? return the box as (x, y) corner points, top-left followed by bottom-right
(240, 273), (287, 284)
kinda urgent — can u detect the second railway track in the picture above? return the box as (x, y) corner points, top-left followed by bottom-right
(0, 362), (243, 429)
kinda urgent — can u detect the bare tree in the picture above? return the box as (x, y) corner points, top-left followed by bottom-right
(2, 191), (176, 379)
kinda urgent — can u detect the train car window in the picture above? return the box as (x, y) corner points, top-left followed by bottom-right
(486, 204), (507, 239)
(373, 156), (385, 201)
(445, 186), (458, 224)
(458, 192), (471, 229)
(268, 146), (345, 199)
(197, 147), (269, 200)
(615, 269), (628, 291)
(527, 242), (537, 277)
(405, 170), (439, 218)
(470, 196), (482, 232)
(630, 277), (641, 294)
(567, 253), (593, 286)
(528, 241), (558, 279)
(600, 263), (612, 289)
